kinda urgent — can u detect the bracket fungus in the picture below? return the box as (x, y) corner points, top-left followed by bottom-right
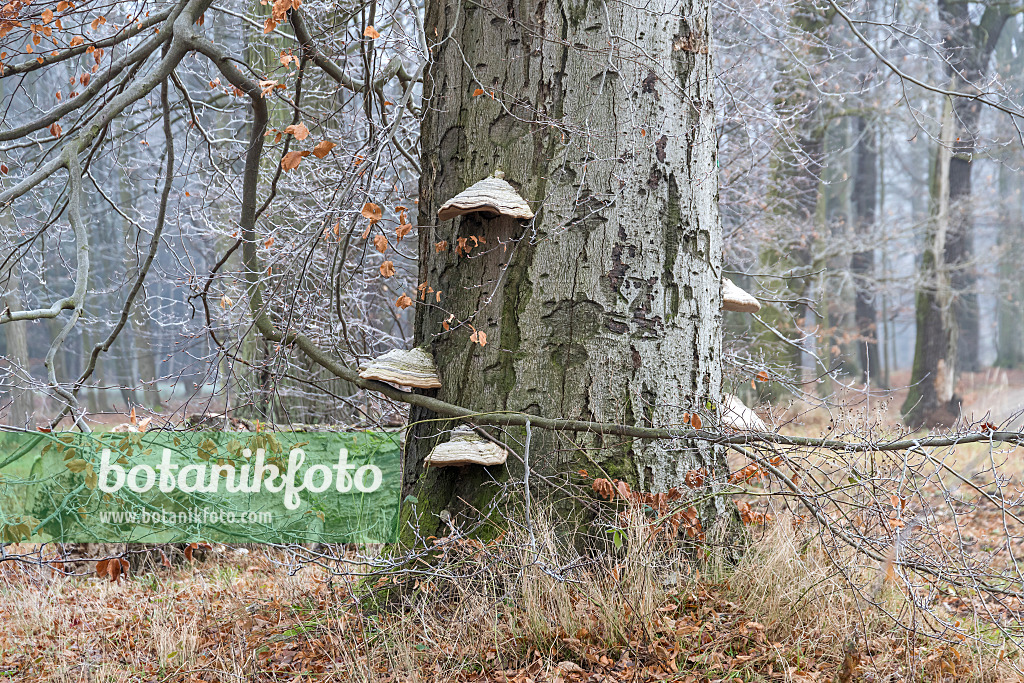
(424, 426), (509, 467)
(437, 171), (534, 222)
(719, 393), (769, 432)
(358, 347), (442, 389)
(722, 278), (761, 313)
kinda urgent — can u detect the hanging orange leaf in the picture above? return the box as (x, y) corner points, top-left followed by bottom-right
(373, 234), (388, 253)
(280, 151), (302, 171)
(363, 25), (380, 39)
(470, 329), (487, 346)
(264, 236), (274, 248)
(361, 202), (382, 224)
(220, 295), (232, 308)
(395, 293), (413, 309)
(380, 260), (395, 277)
(41, 9), (52, 22)
(396, 222), (413, 243)
(473, 88), (484, 97)
(56, 1), (70, 11)
(48, 121), (61, 138)
(691, 414), (702, 429)
(755, 370), (769, 383)
(435, 240), (448, 253)
(311, 139), (335, 158)
(283, 122), (309, 140)
(0, 163), (7, 175)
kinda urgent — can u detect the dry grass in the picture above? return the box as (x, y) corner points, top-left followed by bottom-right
(1, 510), (1020, 682)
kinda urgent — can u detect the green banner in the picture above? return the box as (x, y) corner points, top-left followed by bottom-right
(0, 430), (402, 544)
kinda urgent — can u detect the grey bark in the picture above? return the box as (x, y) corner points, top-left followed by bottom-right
(403, 0), (726, 539)
(2, 272), (34, 427)
(936, 0), (1012, 374)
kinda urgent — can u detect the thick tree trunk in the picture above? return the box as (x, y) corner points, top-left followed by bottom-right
(755, 0), (827, 394)
(404, 0), (725, 540)
(936, 1), (1010, 374)
(851, 116), (881, 386)
(903, 98), (958, 428)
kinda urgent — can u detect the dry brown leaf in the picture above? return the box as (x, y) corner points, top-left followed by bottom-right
(361, 202), (382, 224)
(311, 139), (335, 158)
(395, 294), (413, 309)
(363, 25), (380, 39)
(379, 260), (395, 277)
(283, 122), (309, 140)
(373, 234), (388, 253)
(281, 151), (302, 171)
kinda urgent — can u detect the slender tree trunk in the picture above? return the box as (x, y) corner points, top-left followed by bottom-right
(994, 161), (1024, 368)
(851, 116), (881, 386)
(1, 272), (34, 428)
(404, 0), (726, 540)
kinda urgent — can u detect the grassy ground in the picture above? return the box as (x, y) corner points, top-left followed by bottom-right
(0, 516), (1018, 682)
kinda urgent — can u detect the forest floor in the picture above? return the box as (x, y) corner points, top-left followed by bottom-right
(4, 372), (1024, 682)
(1, 518), (1018, 683)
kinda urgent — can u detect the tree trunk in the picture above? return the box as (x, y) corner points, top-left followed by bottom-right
(403, 0), (726, 541)
(903, 96), (958, 428)
(994, 160), (1024, 369)
(1, 272), (34, 428)
(936, 0), (1011, 374)
(851, 116), (881, 386)
(754, 0), (828, 394)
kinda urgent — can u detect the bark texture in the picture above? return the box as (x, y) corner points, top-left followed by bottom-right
(405, 0), (724, 539)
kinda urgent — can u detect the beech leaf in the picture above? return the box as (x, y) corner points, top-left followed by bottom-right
(361, 202), (382, 224)
(312, 140), (335, 158)
(283, 122), (309, 140)
(281, 151), (302, 171)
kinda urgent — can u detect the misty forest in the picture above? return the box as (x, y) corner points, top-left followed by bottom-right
(5, 0), (1024, 679)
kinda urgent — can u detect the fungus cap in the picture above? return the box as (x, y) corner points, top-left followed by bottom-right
(358, 347), (442, 389)
(437, 172), (534, 222)
(719, 393), (769, 432)
(722, 278), (761, 313)
(424, 426), (508, 467)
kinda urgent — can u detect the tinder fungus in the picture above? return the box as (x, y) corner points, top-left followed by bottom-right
(358, 348), (442, 389)
(437, 171), (534, 222)
(722, 278), (761, 313)
(424, 426), (509, 467)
